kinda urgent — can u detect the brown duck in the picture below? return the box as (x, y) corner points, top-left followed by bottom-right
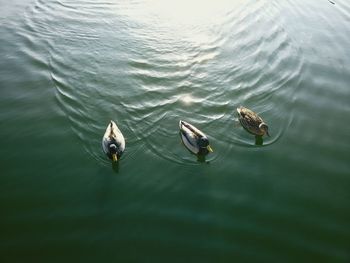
(237, 106), (270, 137)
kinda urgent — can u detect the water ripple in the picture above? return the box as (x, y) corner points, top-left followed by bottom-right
(23, 0), (306, 165)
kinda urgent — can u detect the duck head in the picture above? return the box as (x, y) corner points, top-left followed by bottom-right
(259, 123), (270, 137)
(109, 144), (118, 162)
(198, 137), (213, 153)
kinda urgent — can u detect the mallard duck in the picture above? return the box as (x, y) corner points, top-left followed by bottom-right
(102, 120), (125, 162)
(237, 106), (270, 136)
(179, 120), (213, 155)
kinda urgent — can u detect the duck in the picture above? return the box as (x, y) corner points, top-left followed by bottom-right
(179, 120), (213, 155)
(102, 120), (125, 162)
(237, 106), (270, 137)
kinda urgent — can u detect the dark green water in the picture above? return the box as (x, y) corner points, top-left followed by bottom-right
(1, 0), (350, 262)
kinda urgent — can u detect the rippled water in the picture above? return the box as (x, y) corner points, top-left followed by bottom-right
(1, 0), (350, 261)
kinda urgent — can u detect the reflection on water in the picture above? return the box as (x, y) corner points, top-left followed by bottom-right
(196, 154), (210, 164)
(179, 94), (195, 106)
(111, 161), (120, 173)
(255, 135), (264, 146)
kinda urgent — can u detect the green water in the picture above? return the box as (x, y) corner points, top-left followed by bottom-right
(1, 0), (349, 262)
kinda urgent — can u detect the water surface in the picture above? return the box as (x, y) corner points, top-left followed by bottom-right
(1, 0), (350, 262)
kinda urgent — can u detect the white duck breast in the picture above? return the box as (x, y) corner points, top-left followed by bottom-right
(102, 120), (125, 161)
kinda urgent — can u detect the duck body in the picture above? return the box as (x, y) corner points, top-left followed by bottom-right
(102, 120), (125, 162)
(237, 106), (270, 137)
(179, 120), (213, 155)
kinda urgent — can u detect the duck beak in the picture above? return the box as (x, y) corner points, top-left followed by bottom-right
(112, 154), (118, 162)
(207, 145), (213, 153)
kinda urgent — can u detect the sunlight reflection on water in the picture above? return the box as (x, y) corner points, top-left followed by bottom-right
(180, 94), (195, 105)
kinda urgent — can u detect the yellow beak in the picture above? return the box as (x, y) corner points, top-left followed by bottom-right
(207, 145), (213, 153)
(112, 154), (118, 162)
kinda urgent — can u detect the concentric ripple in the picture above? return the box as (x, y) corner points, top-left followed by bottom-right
(21, 0), (306, 166)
